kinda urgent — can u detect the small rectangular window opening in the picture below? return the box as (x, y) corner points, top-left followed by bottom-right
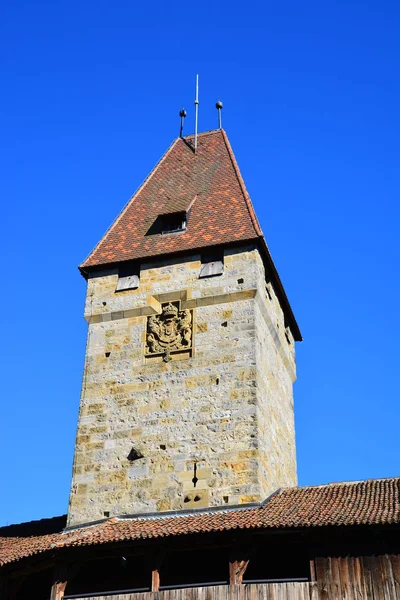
(199, 250), (224, 278)
(116, 262), (140, 292)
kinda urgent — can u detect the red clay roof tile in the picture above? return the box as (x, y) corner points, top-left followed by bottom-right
(1, 478), (399, 566)
(80, 130), (262, 270)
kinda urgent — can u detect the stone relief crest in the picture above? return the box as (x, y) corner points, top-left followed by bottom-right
(146, 302), (193, 362)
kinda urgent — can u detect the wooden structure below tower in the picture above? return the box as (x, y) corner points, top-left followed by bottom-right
(1, 477), (400, 599)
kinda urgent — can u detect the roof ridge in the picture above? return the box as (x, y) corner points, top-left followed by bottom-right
(281, 476), (400, 493)
(184, 129), (221, 139)
(0, 514), (67, 531)
(220, 129), (263, 238)
(79, 136), (180, 270)
(63, 502), (261, 533)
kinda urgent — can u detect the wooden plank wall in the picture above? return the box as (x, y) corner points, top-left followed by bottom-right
(315, 554), (400, 599)
(68, 556), (400, 600)
(74, 582), (318, 600)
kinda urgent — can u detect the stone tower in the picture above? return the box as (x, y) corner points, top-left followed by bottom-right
(67, 129), (301, 528)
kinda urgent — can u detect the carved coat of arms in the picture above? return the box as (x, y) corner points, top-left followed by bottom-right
(146, 302), (192, 362)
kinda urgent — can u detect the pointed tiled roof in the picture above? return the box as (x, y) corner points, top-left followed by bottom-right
(80, 129), (301, 340)
(81, 130), (262, 269)
(1, 478), (399, 566)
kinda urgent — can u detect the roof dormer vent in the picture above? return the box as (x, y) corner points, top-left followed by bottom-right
(146, 210), (187, 236)
(161, 211), (187, 235)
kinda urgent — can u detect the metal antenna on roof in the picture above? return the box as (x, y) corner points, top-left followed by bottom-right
(216, 100), (223, 129)
(194, 75), (199, 153)
(179, 108), (187, 138)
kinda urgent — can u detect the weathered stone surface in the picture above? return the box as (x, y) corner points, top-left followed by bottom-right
(67, 246), (297, 527)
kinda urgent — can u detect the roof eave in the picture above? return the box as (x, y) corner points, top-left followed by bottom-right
(258, 237), (302, 341)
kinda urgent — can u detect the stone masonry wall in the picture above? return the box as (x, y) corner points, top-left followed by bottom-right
(67, 246), (297, 527)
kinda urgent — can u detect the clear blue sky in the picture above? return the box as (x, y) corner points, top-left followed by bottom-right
(1, 1), (399, 526)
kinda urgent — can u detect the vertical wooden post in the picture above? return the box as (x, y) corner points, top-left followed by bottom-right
(151, 568), (160, 592)
(50, 564), (69, 600)
(50, 580), (67, 600)
(151, 549), (165, 592)
(229, 560), (236, 584)
(309, 557), (316, 582)
(229, 559), (249, 585)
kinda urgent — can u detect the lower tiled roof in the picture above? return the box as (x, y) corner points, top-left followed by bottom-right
(1, 478), (399, 566)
